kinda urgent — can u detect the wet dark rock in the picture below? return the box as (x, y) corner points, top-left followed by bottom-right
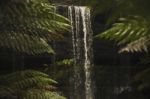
(50, 0), (85, 5)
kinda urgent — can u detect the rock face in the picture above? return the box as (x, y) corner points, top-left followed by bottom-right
(50, 0), (85, 5)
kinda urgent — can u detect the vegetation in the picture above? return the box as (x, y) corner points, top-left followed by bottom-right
(93, 0), (150, 93)
(93, 0), (150, 53)
(0, 0), (70, 99)
(0, 0), (150, 99)
(0, 0), (70, 55)
(132, 68), (150, 91)
(0, 70), (66, 99)
(96, 16), (149, 53)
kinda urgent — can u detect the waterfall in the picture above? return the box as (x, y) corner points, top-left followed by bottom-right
(81, 7), (94, 99)
(68, 6), (94, 99)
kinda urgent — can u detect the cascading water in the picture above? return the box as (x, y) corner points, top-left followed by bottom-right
(68, 6), (94, 99)
(81, 7), (94, 99)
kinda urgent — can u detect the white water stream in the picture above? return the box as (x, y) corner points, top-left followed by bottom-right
(68, 6), (94, 99)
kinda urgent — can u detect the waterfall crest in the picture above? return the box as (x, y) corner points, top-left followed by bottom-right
(68, 6), (94, 99)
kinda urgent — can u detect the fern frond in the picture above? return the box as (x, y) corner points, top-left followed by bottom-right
(0, 70), (66, 99)
(119, 36), (150, 53)
(0, 86), (14, 98)
(0, 1), (70, 35)
(0, 0), (71, 54)
(13, 77), (57, 89)
(132, 68), (150, 91)
(96, 16), (150, 53)
(0, 70), (57, 86)
(0, 33), (54, 54)
(24, 89), (66, 99)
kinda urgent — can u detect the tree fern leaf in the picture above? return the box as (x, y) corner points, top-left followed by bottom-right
(97, 16), (150, 53)
(0, 0), (70, 54)
(0, 70), (52, 83)
(119, 36), (150, 53)
(0, 70), (66, 99)
(24, 89), (66, 99)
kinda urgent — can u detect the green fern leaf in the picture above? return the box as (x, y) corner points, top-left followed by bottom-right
(96, 16), (150, 53)
(0, 0), (70, 54)
(0, 70), (66, 99)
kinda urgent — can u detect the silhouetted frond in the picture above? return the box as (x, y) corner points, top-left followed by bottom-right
(132, 68), (150, 91)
